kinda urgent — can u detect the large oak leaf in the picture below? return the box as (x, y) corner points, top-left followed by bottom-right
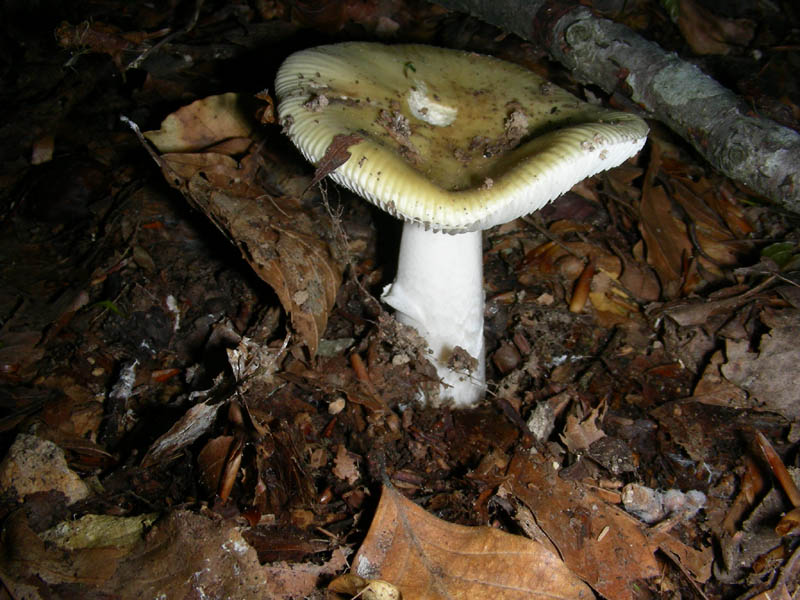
(351, 485), (594, 600)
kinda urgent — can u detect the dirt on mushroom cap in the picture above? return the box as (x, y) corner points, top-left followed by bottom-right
(275, 42), (648, 232)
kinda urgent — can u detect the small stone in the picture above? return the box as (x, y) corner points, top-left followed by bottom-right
(391, 353), (410, 366)
(492, 342), (521, 374)
(328, 397), (346, 415)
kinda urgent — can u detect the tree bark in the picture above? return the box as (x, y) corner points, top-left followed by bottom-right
(434, 0), (800, 213)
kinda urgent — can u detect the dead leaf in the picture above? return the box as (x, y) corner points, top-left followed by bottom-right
(144, 97), (344, 356)
(0, 330), (45, 383)
(309, 133), (364, 189)
(507, 453), (660, 600)
(755, 430), (800, 509)
(720, 309), (800, 420)
(333, 445), (361, 485)
(707, 180), (753, 237)
(560, 404), (606, 454)
(651, 530), (713, 583)
(144, 93), (254, 153)
(617, 252), (661, 303)
(670, 180), (741, 267)
(691, 350), (750, 409)
(0, 433), (90, 504)
(351, 485), (594, 600)
(39, 513), (159, 550)
(588, 271), (643, 327)
(0, 509), (350, 600)
(197, 435), (235, 495)
(255, 90), (276, 124)
(141, 400), (220, 467)
(55, 20), (168, 69)
(650, 400), (755, 470)
(569, 259), (594, 313)
(0, 511), (128, 590)
(159, 152), (260, 197)
(329, 574), (402, 600)
(639, 184), (691, 296)
(233, 190), (343, 358)
(31, 133), (55, 165)
(639, 139), (748, 298)
(523, 241), (622, 281)
(677, 0), (755, 56)
(721, 457), (764, 535)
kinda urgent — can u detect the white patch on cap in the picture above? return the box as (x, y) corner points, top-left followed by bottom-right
(406, 82), (457, 127)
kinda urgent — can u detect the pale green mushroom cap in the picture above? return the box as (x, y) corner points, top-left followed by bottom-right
(275, 42), (648, 233)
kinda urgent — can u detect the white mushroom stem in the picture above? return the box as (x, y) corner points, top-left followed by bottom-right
(382, 221), (486, 406)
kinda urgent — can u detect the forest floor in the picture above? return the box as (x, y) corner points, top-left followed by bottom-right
(1, 1), (800, 599)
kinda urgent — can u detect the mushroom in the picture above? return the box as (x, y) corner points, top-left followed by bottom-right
(275, 42), (648, 407)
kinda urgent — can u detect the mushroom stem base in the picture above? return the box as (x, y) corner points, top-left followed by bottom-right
(382, 222), (485, 407)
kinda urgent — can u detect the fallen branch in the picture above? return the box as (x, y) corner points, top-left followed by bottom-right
(433, 0), (800, 213)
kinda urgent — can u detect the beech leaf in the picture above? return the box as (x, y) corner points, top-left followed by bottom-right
(351, 485), (594, 600)
(143, 94), (343, 356)
(507, 453), (662, 600)
(144, 93), (253, 153)
(639, 184), (690, 294)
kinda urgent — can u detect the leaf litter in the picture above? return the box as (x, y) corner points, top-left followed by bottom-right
(347, 484), (595, 600)
(142, 93), (344, 358)
(2, 2), (800, 599)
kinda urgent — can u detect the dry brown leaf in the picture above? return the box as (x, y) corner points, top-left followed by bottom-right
(233, 191), (342, 358)
(654, 280), (768, 328)
(720, 309), (800, 420)
(639, 184), (690, 295)
(755, 431), (800, 509)
(651, 530), (713, 583)
(705, 180), (753, 237)
(144, 97), (343, 357)
(351, 485), (594, 600)
(616, 249), (661, 303)
(160, 153), (260, 196)
(690, 350), (750, 409)
(0, 509), (349, 599)
(255, 90), (276, 124)
(524, 241), (622, 280)
(38, 513), (159, 550)
(141, 400), (220, 467)
(0, 511), (128, 592)
(749, 582), (792, 600)
(333, 445), (361, 485)
(507, 453), (660, 600)
(308, 133), (364, 189)
(569, 259), (594, 313)
(560, 404), (606, 454)
(639, 140), (747, 299)
(588, 271), (643, 327)
(0, 433), (90, 504)
(329, 573), (402, 600)
(144, 93), (254, 153)
(55, 20), (167, 69)
(677, 0), (755, 56)
(197, 435), (235, 495)
(670, 181), (741, 268)
(0, 330), (45, 383)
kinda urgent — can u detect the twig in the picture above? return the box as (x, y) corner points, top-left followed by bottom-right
(125, 0), (204, 71)
(318, 183), (383, 314)
(435, 0), (800, 212)
(119, 115), (162, 167)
